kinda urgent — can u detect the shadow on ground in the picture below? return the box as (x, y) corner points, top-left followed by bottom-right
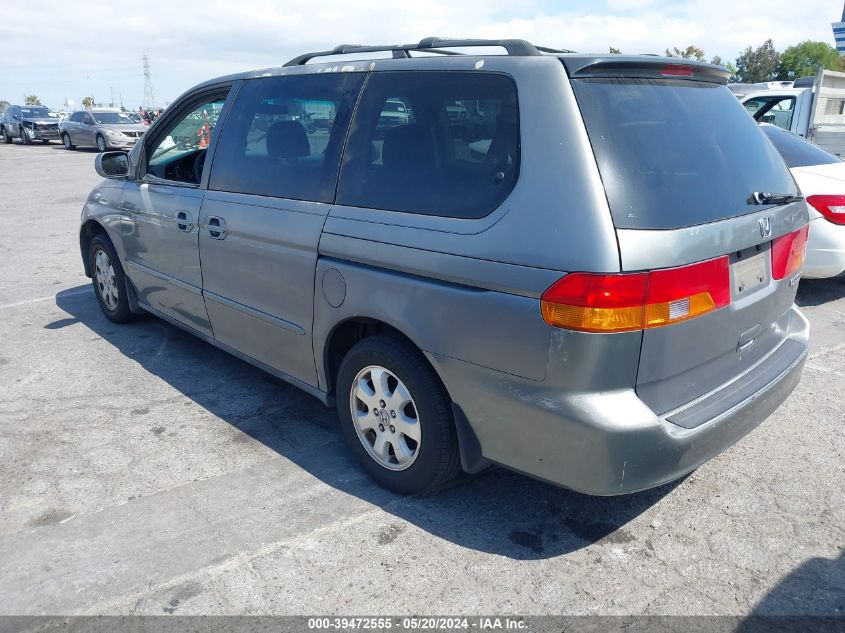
(795, 276), (845, 308)
(737, 550), (845, 630)
(55, 285), (681, 560)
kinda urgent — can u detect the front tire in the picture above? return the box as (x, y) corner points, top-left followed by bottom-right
(96, 134), (107, 152)
(336, 335), (461, 494)
(88, 234), (137, 323)
(61, 132), (75, 150)
(20, 127), (31, 145)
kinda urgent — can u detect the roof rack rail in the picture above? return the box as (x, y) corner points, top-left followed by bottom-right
(284, 37), (573, 67)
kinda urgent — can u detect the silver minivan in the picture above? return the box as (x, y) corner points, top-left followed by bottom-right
(79, 38), (810, 495)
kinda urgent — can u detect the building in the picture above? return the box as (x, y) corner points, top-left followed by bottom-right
(833, 4), (845, 55)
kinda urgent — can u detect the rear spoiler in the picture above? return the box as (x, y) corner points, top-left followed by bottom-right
(561, 56), (730, 85)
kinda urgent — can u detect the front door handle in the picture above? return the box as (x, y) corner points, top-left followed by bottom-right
(207, 216), (228, 240)
(175, 210), (194, 232)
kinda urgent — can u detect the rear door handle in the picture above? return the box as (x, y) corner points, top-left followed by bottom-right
(207, 216), (228, 240)
(175, 210), (193, 232)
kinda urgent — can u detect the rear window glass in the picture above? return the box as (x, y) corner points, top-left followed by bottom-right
(572, 78), (797, 230)
(762, 124), (842, 168)
(336, 71), (519, 218)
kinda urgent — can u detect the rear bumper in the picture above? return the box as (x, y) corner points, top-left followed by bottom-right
(430, 305), (809, 496)
(803, 217), (845, 279)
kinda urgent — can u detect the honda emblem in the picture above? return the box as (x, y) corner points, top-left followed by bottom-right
(759, 217), (772, 239)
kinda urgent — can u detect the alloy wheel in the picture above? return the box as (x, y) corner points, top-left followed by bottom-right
(349, 365), (421, 471)
(94, 248), (119, 311)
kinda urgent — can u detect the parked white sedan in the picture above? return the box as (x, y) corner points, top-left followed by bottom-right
(762, 123), (845, 279)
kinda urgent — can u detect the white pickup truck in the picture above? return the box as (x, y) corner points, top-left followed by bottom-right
(741, 69), (845, 156)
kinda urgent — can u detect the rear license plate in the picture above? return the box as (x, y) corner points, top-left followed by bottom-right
(732, 252), (768, 298)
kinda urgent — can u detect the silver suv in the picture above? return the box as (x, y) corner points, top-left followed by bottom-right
(79, 38), (810, 495)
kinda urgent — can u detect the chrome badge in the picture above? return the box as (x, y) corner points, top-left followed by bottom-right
(759, 217), (772, 239)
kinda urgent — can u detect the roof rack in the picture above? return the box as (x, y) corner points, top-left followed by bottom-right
(283, 37), (573, 67)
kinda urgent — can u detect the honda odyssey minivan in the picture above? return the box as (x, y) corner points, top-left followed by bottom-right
(79, 38), (810, 495)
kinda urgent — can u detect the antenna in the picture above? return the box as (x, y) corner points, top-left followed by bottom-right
(142, 54), (157, 109)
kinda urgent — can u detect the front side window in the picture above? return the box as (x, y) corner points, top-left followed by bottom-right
(337, 71), (520, 218)
(146, 94), (227, 184)
(745, 96), (796, 130)
(208, 73), (365, 202)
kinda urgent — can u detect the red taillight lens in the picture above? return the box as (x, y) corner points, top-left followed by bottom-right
(540, 257), (730, 332)
(772, 225), (809, 280)
(807, 194), (845, 225)
(661, 64), (694, 77)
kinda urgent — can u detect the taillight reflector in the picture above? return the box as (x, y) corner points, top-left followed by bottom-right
(540, 257), (730, 333)
(807, 194), (845, 225)
(771, 225), (809, 280)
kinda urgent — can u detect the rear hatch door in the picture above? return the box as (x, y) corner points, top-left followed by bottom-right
(565, 58), (809, 418)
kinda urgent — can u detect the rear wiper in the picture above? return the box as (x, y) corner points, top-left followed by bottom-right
(749, 192), (804, 205)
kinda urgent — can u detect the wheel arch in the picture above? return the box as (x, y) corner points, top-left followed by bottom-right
(79, 219), (107, 277)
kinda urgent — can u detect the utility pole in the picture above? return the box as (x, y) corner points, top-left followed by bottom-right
(142, 54), (156, 110)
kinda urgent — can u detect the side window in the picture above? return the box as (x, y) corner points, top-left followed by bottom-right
(208, 73), (365, 202)
(746, 96), (796, 130)
(336, 71), (520, 218)
(83, 113), (95, 125)
(146, 94), (227, 184)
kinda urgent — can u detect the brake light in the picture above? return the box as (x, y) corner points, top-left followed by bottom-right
(661, 64), (694, 77)
(540, 257), (730, 333)
(807, 194), (845, 225)
(771, 225), (809, 280)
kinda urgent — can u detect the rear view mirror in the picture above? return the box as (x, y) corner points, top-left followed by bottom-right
(95, 151), (130, 179)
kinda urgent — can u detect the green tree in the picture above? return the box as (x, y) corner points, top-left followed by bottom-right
(710, 56), (738, 80)
(735, 39), (780, 83)
(777, 40), (841, 80)
(81, 96), (94, 108)
(609, 46), (621, 54)
(24, 95), (41, 105)
(665, 45), (706, 62)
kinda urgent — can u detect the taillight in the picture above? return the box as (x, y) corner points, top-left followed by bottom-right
(807, 194), (845, 225)
(661, 64), (694, 77)
(772, 225), (809, 280)
(540, 257), (730, 333)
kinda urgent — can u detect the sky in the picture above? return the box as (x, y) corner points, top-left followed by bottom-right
(1, 0), (840, 110)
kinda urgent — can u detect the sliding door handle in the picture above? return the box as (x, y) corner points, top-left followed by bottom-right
(207, 216), (228, 240)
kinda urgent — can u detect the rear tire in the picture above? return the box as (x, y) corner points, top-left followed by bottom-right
(61, 133), (75, 150)
(88, 234), (138, 323)
(2, 127), (11, 144)
(336, 335), (462, 495)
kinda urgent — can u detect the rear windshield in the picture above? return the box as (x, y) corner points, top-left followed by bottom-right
(761, 124), (842, 168)
(571, 78), (797, 230)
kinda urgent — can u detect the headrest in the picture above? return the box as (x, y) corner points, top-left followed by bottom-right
(266, 120), (310, 159)
(382, 124), (437, 170)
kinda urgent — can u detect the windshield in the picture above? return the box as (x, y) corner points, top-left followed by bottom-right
(21, 107), (50, 118)
(91, 112), (136, 125)
(762, 125), (842, 168)
(571, 78), (797, 230)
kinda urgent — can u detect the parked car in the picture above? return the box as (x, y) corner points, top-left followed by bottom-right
(79, 38), (810, 496)
(762, 123), (845, 278)
(59, 108), (148, 152)
(742, 69), (845, 157)
(1, 105), (60, 144)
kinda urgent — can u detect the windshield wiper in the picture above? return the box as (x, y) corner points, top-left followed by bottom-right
(749, 192), (804, 206)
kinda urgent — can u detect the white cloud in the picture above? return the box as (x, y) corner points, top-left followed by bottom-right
(0, 0), (838, 109)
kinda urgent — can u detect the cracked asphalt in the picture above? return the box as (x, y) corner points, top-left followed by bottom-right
(0, 143), (843, 617)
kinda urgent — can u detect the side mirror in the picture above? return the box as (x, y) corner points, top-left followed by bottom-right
(95, 151), (130, 179)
